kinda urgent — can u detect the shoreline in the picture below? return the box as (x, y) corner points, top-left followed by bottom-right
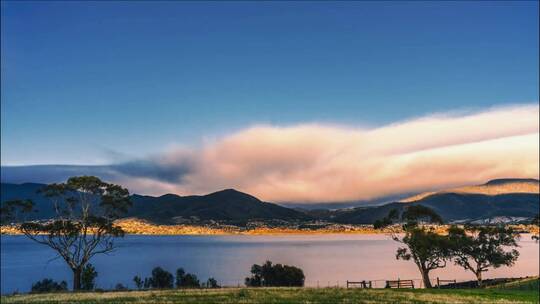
(1, 219), (537, 236)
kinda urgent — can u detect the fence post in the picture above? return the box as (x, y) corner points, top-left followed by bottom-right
(437, 277), (440, 288)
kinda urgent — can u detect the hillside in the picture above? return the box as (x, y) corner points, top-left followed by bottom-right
(332, 179), (540, 224)
(400, 178), (539, 203)
(128, 189), (311, 225)
(0, 183), (309, 225)
(332, 192), (539, 224)
(1, 178), (538, 226)
(0, 183), (55, 221)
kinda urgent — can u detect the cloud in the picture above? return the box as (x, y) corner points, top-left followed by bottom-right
(2, 104), (539, 203)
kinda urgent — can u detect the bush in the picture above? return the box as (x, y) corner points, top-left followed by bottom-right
(148, 267), (174, 289)
(176, 268), (200, 288)
(31, 279), (68, 293)
(81, 263), (98, 290)
(206, 277), (220, 288)
(245, 261), (305, 287)
(133, 275), (143, 290)
(115, 283), (128, 291)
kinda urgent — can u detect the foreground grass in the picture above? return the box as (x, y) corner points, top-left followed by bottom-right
(2, 287), (539, 304)
(488, 278), (540, 291)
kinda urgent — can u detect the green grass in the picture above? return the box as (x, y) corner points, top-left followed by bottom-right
(2, 287), (539, 304)
(488, 278), (540, 291)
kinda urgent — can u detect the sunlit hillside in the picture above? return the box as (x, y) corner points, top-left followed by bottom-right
(400, 179), (540, 203)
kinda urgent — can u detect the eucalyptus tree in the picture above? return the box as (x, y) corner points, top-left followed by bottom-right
(448, 225), (520, 287)
(375, 205), (451, 288)
(3, 176), (131, 290)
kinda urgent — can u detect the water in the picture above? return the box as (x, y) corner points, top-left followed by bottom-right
(1, 234), (538, 294)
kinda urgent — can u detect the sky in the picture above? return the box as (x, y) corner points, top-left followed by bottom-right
(1, 1), (539, 203)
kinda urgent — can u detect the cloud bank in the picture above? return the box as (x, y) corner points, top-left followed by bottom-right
(3, 104), (539, 203)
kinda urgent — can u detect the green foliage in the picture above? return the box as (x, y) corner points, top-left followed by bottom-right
(15, 176), (131, 290)
(176, 268), (200, 288)
(206, 277), (220, 288)
(377, 206), (449, 288)
(373, 208), (399, 229)
(148, 267), (174, 289)
(133, 276), (143, 290)
(81, 264), (98, 291)
(401, 205), (443, 227)
(448, 225), (520, 286)
(4, 286), (538, 303)
(0, 200), (34, 224)
(395, 226), (452, 288)
(30, 279), (68, 293)
(373, 205), (443, 230)
(245, 261), (305, 287)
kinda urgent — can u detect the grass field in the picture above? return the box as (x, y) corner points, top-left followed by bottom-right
(2, 286), (539, 304)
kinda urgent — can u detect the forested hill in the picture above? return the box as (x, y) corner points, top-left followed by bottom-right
(1, 178), (538, 225)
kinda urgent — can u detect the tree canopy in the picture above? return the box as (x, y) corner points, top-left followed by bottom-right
(245, 261), (305, 287)
(5, 176), (131, 290)
(375, 205), (449, 288)
(448, 225), (520, 286)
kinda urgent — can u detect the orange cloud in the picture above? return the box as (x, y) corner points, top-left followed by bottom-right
(120, 104), (539, 203)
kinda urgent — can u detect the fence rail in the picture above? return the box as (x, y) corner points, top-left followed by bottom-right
(214, 278), (457, 289)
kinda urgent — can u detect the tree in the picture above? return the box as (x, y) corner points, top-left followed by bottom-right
(395, 227), (451, 288)
(448, 225), (520, 287)
(245, 261), (305, 287)
(31, 279), (68, 293)
(148, 267), (174, 289)
(0, 200), (34, 224)
(176, 268), (200, 288)
(133, 275), (143, 290)
(11, 176), (131, 290)
(81, 263), (98, 290)
(206, 277), (220, 288)
(375, 205), (450, 288)
(114, 283), (128, 291)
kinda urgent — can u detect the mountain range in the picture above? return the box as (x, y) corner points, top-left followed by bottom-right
(1, 178), (538, 225)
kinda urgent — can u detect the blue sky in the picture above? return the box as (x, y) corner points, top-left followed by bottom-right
(1, 1), (538, 167)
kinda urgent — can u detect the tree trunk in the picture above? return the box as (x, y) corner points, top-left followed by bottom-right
(476, 271), (483, 288)
(73, 267), (82, 291)
(421, 270), (433, 288)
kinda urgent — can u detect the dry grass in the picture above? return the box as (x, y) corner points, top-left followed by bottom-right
(2, 287), (538, 304)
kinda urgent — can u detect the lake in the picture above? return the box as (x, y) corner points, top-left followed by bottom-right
(1, 234), (538, 294)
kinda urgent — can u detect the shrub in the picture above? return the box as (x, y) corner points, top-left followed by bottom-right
(148, 267), (174, 289)
(31, 279), (68, 293)
(81, 263), (98, 291)
(206, 277), (220, 288)
(176, 268), (200, 288)
(133, 275), (143, 290)
(245, 261), (305, 287)
(115, 283), (128, 291)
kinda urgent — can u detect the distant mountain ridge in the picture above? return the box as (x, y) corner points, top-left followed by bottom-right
(399, 178), (539, 203)
(1, 178), (538, 225)
(331, 178), (539, 224)
(128, 189), (310, 225)
(0, 183), (310, 225)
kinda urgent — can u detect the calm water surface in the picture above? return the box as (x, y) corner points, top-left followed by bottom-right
(1, 234), (538, 293)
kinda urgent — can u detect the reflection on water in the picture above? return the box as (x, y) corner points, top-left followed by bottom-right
(1, 234), (538, 293)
